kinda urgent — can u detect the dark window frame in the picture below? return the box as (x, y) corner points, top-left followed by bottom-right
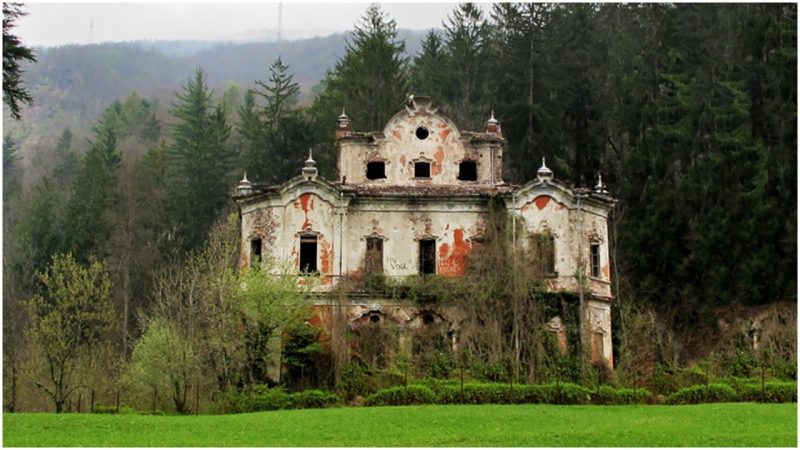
(590, 243), (601, 279)
(250, 238), (262, 268)
(532, 233), (556, 277)
(300, 235), (318, 274)
(366, 161), (386, 180)
(419, 239), (436, 275)
(365, 237), (384, 274)
(414, 161), (431, 179)
(458, 160), (478, 181)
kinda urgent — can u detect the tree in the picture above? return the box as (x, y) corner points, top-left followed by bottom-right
(167, 68), (235, 252)
(27, 254), (114, 413)
(441, 3), (492, 129)
(125, 319), (197, 414)
(410, 30), (447, 100)
(62, 106), (121, 262)
(243, 57), (311, 184)
(309, 4), (409, 177)
(3, 3), (36, 120)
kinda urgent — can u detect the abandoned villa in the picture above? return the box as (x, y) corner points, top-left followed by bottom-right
(234, 96), (617, 368)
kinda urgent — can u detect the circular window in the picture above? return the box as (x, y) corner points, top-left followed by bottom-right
(415, 126), (429, 140)
(369, 314), (381, 324)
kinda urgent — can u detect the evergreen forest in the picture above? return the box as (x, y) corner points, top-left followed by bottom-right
(3, 3), (796, 414)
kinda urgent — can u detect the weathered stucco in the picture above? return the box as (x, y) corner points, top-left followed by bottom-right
(235, 96), (617, 368)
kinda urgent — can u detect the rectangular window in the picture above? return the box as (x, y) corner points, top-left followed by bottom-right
(532, 233), (555, 276)
(250, 238), (262, 268)
(590, 243), (601, 278)
(419, 239), (436, 274)
(591, 332), (605, 364)
(365, 237), (384, 274)
(458, 161), (478, 181)
(300, 235), (318, 274)
(414, 161), (431, 179)
(366, 161), (386, 180)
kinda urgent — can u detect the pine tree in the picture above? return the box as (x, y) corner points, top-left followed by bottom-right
(410, 30), (447, 100)
(244, 57), (311, 184)
(2, 3), (36, 120)
(441, 3), (492, 129)
(309, 4), (409, 178)
(167, 68), (235, 252)
(488, 3), (560, 182)
(62, 106), (122, 262)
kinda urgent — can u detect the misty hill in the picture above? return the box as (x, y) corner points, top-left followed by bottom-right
(6, 29), (428, 173)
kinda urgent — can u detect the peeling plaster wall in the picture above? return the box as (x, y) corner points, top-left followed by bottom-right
(343, 198), (486, 279)
(338, 99), (503, 186)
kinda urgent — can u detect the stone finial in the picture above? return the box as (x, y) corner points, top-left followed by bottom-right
(302, 149), (318, 179)
(537, 157), (553, 182)
(594, 173), (609, 195)
(486, 110), (502, 136)
(236, 172), (252, 196)
(336, 107), (352, 140)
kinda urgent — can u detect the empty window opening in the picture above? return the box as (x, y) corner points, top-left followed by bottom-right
(419, 239), (436, 274)
(415, 126), (429, 140)
(365, 237), (384, 274)
(415, 161), (431, 179)
(250, 238), (262, 267)
(422, 313), (435, 325)
(591, 331), (605, 364)
(369, 313), (381, 324)
(590, 243), (601, 278)
(366, 161), (386, 180)
(532, 233), (556, 276)
(300, 236), (318, 274)
(458, 161), (478, 181)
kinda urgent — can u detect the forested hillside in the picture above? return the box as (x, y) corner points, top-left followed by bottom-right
(3, 3), (796, 413)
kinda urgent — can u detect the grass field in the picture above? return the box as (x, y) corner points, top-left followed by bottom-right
(4, 403), (797, 447)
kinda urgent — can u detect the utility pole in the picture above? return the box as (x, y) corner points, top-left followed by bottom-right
(88, 18), (94, 44)
(277, 3), (283, 42)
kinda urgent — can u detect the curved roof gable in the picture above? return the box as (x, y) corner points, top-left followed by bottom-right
(382, 95), (462, 142)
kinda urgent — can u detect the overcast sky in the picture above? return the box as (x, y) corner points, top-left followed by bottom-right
(15, 2), (464, 47)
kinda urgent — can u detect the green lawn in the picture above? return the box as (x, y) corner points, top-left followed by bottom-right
(4, 403), (797, 447)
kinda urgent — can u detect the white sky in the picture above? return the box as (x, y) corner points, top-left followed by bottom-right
(14, 2), (465, 47)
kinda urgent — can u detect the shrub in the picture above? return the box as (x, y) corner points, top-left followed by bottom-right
(290, 390), (341, 409)
(549, 382), (593, 405)
(590, 385), (651, 405)
(433, 382), (591, 405)
(436, 383), (510, 404)
(472, 362), (507, 383)
(338, 362), (378, 399)
(666, 383), (736, 404)
(252, 386), (293, 411)
(364, 385), (436, 406)
(733, 381), (797, 403)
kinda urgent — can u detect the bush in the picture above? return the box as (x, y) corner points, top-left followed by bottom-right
(733, 381), (797, 403)
(252, 386), (293, 411)
(290, 390), (341, 409)
(590, 385), (652, 405)
(436, 383), (511, 404)
(364, 385), (436, 406)
(666, 383), (736, 404)
(433, 382), (591, 405)
(472, 362), (507, 383)
(338, 362), (378, 399)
